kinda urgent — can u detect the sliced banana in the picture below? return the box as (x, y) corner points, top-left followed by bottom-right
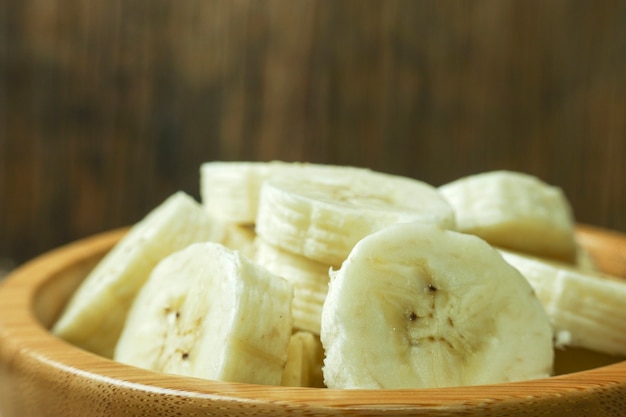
(439, 170), (577, 263)
(281, 331), (325, 387)
(200, 161), (371, 224)
(52, 192), (226, 358)
(200, 161), (276, 224)
(321, 222), (554, 389)
(254, 237), (330, 335)
(499, 249), (626, 357)
(256, 169), (456, 266)
(114, 242), (294, 386)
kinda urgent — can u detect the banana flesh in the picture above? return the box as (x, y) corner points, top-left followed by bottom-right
(439, 170), (577, 263)
(115, 242), (294, 385)
(500, 249), (626, 357)
(256, 168), (456, 266)
(254, 237), (330, 335)
(200, 161), (372, 225)
(200, 161), (276, 224)
(53, 161), (625, 390)
(321, 222), (554, 389)
(52, 192), (226, 358)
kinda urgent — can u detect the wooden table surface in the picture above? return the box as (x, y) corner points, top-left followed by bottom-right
(1, 0), (625, 266)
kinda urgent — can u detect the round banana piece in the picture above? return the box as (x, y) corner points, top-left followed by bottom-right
(321, 222), (554, 389)
(256, 169), (456, 266)
(114, 242), (294, 386)
(439, 170), (577, 263)
(52, 191), (226, 358)
(500, 250), (626, 357)
(254, 237), (330, 335)
(200, 161), (372, 224)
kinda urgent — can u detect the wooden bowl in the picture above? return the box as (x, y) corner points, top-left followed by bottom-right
(1, 225), (626, 417)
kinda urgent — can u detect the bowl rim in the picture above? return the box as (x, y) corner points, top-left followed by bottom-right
(1, 225), (626, 412)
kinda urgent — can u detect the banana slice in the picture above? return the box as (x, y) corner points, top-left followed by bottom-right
(321, 222), (554, 389)
(200, 161), (371, 224)
(281, 331), (325, 387)
(256, 169), (456, 266)
(200, 161), (276, 224)
(52, 192), (226, 358)
(439, 170), (577, 263)
(114, 242), (294, 385)
(499, 249), (626, 357)
(254, 237), (330, 335)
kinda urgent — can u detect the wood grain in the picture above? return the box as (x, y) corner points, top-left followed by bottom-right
(1, 1), (626, 265)
(0, 225), (626, 416)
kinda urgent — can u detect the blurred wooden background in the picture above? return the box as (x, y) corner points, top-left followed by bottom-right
(1, 0), (625, 266)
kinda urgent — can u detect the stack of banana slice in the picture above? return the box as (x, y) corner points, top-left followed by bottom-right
(52, 192), (228, 358)
(52, 161), (626, 390)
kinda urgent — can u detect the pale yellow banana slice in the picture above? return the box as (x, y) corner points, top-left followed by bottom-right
(439, 170), (577, 263)
(200, 161), (276, 224)
(254, 237), (330, 335)
(321, 222), (554, 389)
(500, 249), (626, 357)
(200, 161), (371, 224)
(280, 331), (325, 387)
(52, 192), (226, 358)
(256, 169), (456, 266)
(114, 242), (293, 385)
